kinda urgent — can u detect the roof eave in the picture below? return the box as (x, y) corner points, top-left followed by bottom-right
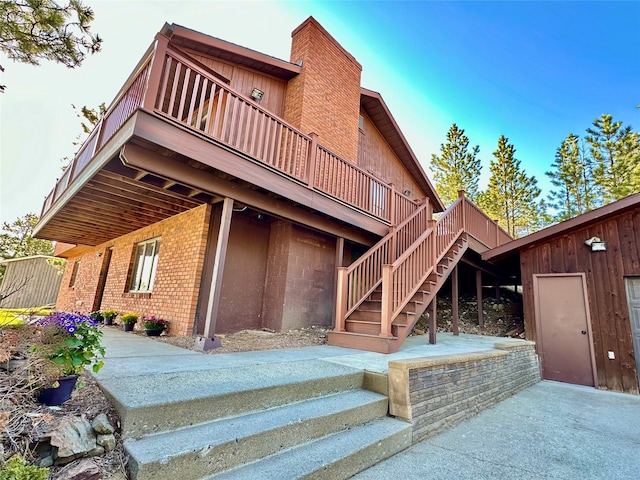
(360, 88), (445, 212)
(483, 192), (640, 262)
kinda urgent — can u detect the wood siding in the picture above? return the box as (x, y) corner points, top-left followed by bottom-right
(521, 208), (640, 393)
(0, 257), (63, 308)
(184, 48), (287, 117)
(357, 110), (424, 202)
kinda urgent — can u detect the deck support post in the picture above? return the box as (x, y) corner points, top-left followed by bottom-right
(335, 267), (348, 332)
(476, 269), (484, 330)
(452, 264), (459, 336)
(199, 197), (233, 349)
(428, 296), (437, 344)
(333, 237), (345, 329)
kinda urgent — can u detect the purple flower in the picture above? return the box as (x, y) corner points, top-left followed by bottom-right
(66, 325), (76, 334)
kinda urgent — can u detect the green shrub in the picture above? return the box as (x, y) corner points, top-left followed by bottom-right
(0, 455), (49, 480)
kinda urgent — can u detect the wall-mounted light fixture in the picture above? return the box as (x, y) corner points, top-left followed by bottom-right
(250, 87), (264, 102)
(585, 236), (607, 252)
(403, 189), (411, 197)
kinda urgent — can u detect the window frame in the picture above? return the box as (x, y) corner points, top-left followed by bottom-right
(128, 237), (161, 293)
(69, 261), (80, 288)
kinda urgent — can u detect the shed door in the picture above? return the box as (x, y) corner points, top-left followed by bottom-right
(534, 274), (595, 386)
(625, 277), (640, 390)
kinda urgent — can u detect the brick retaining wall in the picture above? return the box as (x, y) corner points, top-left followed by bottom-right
(388, 341), (540, 443)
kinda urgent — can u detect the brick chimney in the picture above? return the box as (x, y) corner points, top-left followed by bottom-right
(283, 17), (362, 164)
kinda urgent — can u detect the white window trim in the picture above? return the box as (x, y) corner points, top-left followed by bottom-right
(129, 237), (161, 293)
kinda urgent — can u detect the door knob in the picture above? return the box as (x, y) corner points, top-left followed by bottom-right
(581, 330), (587, 335)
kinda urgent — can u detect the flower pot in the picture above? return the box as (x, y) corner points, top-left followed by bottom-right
(38, 375), (79, 406)
(104, 318), (113, 326)
(145, 329), (163, 337)
(123, 322), (135, 332)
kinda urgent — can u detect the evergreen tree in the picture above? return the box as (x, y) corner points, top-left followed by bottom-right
(546, 133), (598, 221)
(0, 0), (101, 92)
(586, 114), (640, 203)
(430, 123), (482, 206)
(479, 135), (544, 238)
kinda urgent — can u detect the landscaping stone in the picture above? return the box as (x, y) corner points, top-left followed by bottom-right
(91, 414), (114, 434)
(50, 416), (97, 461)
(57, 458), (102, 480)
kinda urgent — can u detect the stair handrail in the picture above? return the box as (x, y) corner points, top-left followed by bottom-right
(380, 197), (465, 336)
(335, 200), (431, 331)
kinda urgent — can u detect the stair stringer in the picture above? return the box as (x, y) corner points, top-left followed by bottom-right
(390, 233), (469, 347)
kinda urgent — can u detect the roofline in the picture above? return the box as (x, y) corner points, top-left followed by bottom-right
(360, 87), (445, 212)
(162, 23), (302, 79)
(292, 17), (362, 70)
(483, 192), (640, 261)
(0, 255), (56, 265)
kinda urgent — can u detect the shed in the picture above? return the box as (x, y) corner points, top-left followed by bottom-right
(0, 255), (64, 309)
(483, 193), (640, 394)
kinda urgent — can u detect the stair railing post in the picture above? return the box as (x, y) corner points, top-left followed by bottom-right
(334, 267), (348, 332)
(389, 183), (396, 226)
(306, 132), (318, 189)
(429, 219), (437, 266)
(380, 265), (393, 338)
(458, 190), (466, 231)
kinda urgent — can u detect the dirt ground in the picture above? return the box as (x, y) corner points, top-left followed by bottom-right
(3, 290), (522, 479)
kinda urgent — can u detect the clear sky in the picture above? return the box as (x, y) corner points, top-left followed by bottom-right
(1, 0), (638, 225)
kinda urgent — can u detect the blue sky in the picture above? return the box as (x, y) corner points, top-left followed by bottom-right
(1, 0), (638, 224)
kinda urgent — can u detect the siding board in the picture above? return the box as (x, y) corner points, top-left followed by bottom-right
(0, 257), (63, 308)
(522, 209), (640, 393)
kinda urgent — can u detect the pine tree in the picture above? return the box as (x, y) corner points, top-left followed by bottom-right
(430, 123), (482, 207)
(479, 135), (544, 238)
(586, 114), (640, 203)
(546, 133), (598, 221)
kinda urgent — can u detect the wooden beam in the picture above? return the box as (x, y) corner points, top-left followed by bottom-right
(121, 143), (379, 246)
(476, 269), (484, 329)
(429, 297), (437, 345)
(452, 265), (459, 336)
(131, 111), (389, 237)
(203, 197), (234, 338)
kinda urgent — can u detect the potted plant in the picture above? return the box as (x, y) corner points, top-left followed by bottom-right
(142, 315), (168, 336)
(89, 310), (104, 323)
(102, 309), (119, 326)
(120, 312), (139, 332)
(34, 311), (105, 405)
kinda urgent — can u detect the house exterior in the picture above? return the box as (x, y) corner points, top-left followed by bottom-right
(0, 255), (63, 309)
(483, 193), (640, 394)
(35, 18), (509, 352)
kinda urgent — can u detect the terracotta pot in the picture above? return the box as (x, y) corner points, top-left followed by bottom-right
(123, 322), (135, 332)
(38, 375), (79, 406)
(145, 329), (162, 337)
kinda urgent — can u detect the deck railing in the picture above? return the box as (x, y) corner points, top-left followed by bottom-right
(337, 191), (513, 338)
(41, 38), (419, 226)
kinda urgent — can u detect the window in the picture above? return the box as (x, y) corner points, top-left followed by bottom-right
(69, 261), (80, 287)
(129, 238), (161, 292)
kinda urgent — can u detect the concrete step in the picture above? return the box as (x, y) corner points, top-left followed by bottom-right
(100, 360), (365, 438)
(208, 417), (412, 480)
(126, 389), (390, 480)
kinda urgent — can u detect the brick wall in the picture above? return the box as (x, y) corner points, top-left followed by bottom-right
(284, 17), (362, 164)
(262, 221), (336, 331)
(388, 341), (540, 443)
(56, 205), (210, 336)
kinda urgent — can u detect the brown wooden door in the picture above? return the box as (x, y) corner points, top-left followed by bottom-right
(625, 277), (640, 391)
(534, 274), (595, 386)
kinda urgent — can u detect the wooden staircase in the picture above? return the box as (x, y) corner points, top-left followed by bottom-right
(328, 192), (512, 354)
(328, 234), (468, 353)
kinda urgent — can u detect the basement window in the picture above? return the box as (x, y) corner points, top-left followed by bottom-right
(129, 238), (161, 293)
(69, 261), (80, 288)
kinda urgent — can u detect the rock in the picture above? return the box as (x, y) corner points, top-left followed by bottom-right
(57, 459), (102, 480)
(97, 434), (116, 452)
(414, 329), (425, 335)
(50, 417), (97, 460)
(91, 414), (114, 434)
(37, 455), (54, 468)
